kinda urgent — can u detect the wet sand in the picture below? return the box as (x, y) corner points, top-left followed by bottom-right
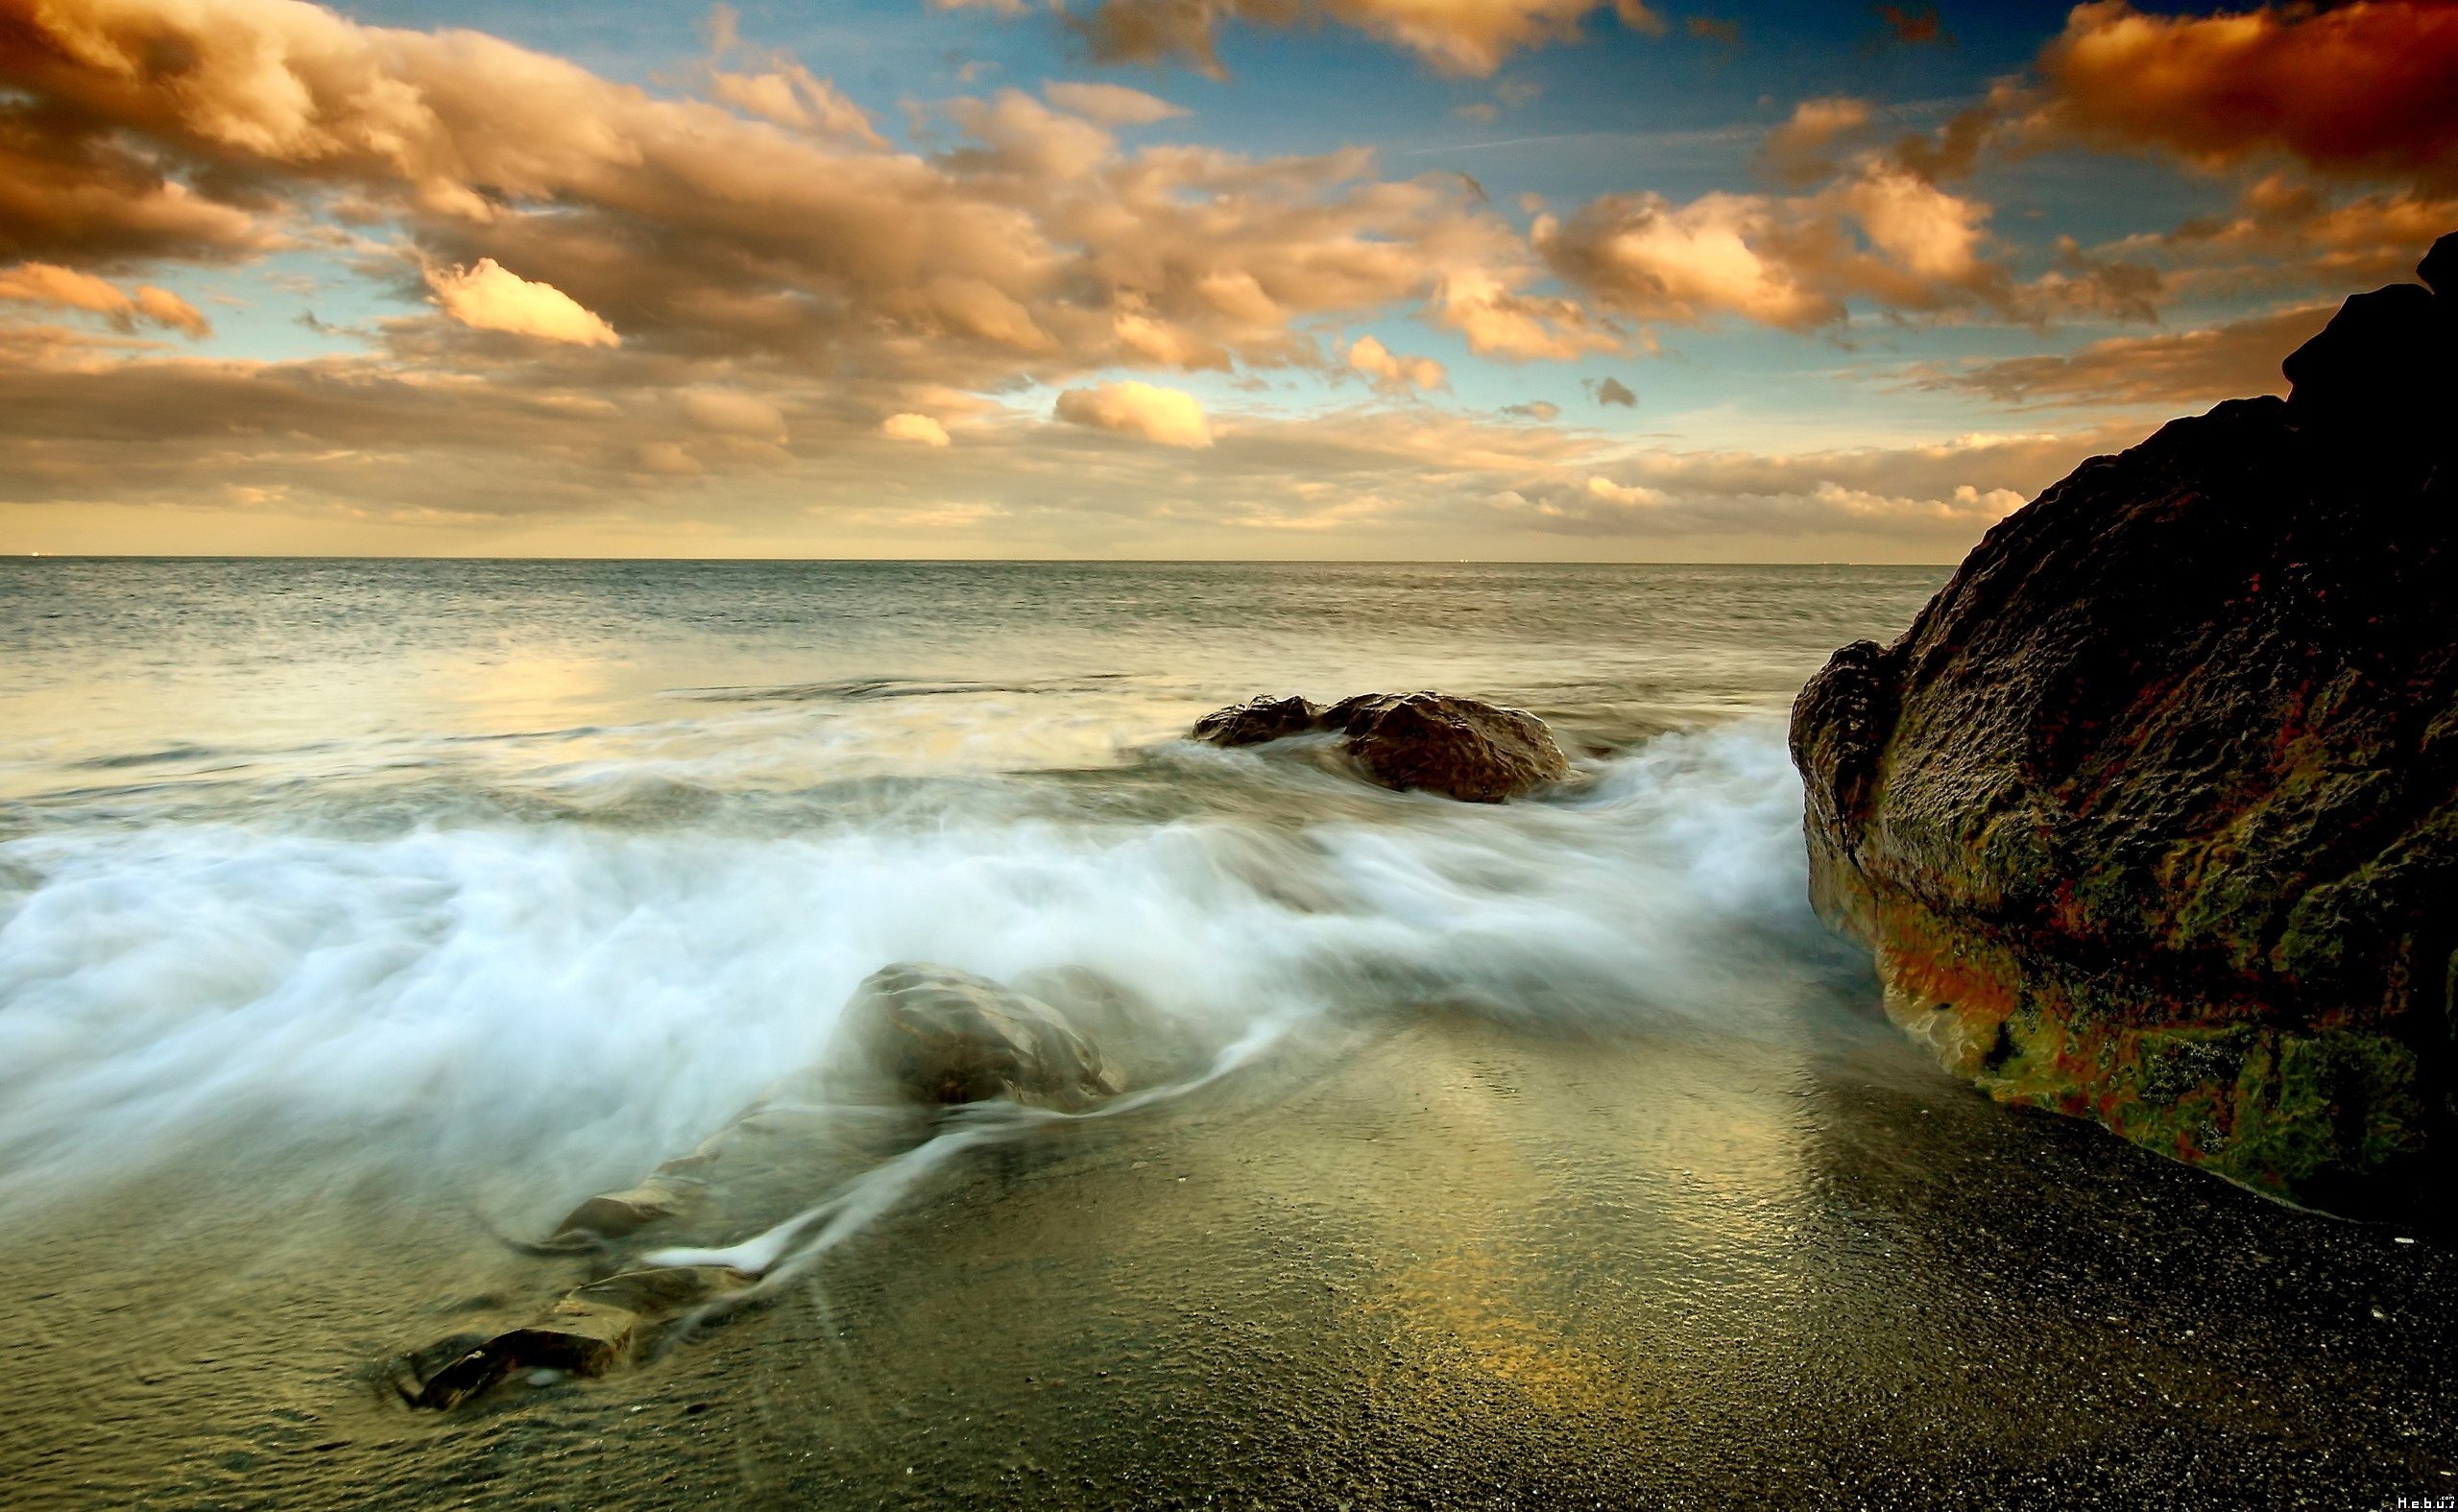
(5, 986), (2451, 1511)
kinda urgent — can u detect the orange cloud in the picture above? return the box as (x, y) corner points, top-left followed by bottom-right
(425, 260), (620, 347)
(698, 2), (883, 144)
(1060, 0), (1658, 78)
(1041, 81), (1189, 126)
(1435, 268), (1620, 359)
(0, 261), (210, 336)
(1916, 302), (2333, 408)
(1055, 381), (1213, 446)
(1347, 333), (1446, 393)
(1759, 97), (1874, 186)
(0, 0), (1562, 393)
(1537, 152), (2169, 332)
(2036, 1), (2458, 190)
(881, 412), (952, 446)
(1538, 162), (2006, 330)
(1873, 5), (1946, 47)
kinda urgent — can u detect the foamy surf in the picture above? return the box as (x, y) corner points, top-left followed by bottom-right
(0, 722), (1826, 1219)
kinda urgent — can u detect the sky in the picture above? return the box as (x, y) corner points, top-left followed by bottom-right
(0, 0), (2452, 560)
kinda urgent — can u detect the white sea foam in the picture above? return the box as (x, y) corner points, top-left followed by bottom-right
(0, 724), (1827, 1216)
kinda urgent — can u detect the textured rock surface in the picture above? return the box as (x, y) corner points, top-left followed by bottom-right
(1791, 231), (2458, 1221)
(406, 1266), (748, 1408)
(839, 962), (1119, 1110)
(1193, 691), (1570, 803)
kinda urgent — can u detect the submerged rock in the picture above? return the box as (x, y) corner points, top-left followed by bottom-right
(838, 962), (1119, 1110)
(403, 963), (1126, 1407)
(551, 1175), (701, 1242)
(1789, 230), (2458, 1222)
(1193, 690), (1570, 803)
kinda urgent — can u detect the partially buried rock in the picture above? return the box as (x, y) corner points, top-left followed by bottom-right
(406, 1265), (748, 1409)
(837, 962), (1119, 1110)
(1788, 229), (2458, 1224)
(1192, 691), (1570, 803)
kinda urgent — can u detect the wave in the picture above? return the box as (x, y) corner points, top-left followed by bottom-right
(0, 723), (1838, 1218)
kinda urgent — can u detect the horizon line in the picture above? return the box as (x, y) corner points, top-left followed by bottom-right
(7, 553), (1962, 567)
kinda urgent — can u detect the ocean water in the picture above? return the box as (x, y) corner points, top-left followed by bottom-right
(8, 559), (2453, 1510)
(0, 559), (1936, 1212)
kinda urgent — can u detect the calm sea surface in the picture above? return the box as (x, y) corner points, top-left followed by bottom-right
(2, 559), (2449, 1510)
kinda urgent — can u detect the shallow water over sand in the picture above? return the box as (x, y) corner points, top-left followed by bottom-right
(2, 561), (2451, 1508)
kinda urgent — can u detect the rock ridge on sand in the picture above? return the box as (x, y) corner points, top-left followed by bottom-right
(1790, 230), (2458, 1223)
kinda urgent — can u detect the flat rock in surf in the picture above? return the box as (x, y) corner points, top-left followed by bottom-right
(1193, 691), (1571, 803)
(841, 962), (1119, 1111)
(1788, 229), (2458, 1224)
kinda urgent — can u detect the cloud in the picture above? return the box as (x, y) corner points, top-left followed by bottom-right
(1055, 380), (1214, 446)
(1872, 5), (1946, 47)
(1347, 334), (1446, 393)
(1536, 185), (1861, 330)
(0, 324), (2157, 561)
(1041, 81), (1189, 125)
(1585, 375), (1636, 406)
(2032, 1), (2458, 192)
(425, 260), (621, 347)
(0, 262), (210, 337)
(1582, 475), (1665, 506)
(1684, 15), (1740, 47)
(1759, 97), (1874, 187)
(1536, 156), (2155, 332)
(1869, 2), (2458, 204)
(684, 389), (789, 442)
(707, 65), (882, 143)
(1916, 302), (2333, 408)
(1486, 425), (2135, 540)
(1061, 0), (1660, 79)
(882, 412), (953, 446)
(1435, 269), (1621, 359)
(0, 0), (1567, 396)
(1501, 399), (1559, 420)
(2113, 175), (2458, 296)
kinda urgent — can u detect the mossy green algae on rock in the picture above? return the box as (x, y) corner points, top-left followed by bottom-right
(1789, 232), (2458, 1222)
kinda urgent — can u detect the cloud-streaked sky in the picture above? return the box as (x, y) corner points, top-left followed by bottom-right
(1, 0), (2452, 560)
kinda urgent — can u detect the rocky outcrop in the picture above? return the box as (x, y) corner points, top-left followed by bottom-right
(1791, 232), (2458, 1222)
(1193, 691), (1571, 803)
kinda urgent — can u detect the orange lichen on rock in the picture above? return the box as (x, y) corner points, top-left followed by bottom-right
(1790, 230), (2458, 1223)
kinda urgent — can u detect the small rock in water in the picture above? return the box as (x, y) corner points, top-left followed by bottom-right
(838, 962), (1118, 1110)
(1191, 690), (1570, 803)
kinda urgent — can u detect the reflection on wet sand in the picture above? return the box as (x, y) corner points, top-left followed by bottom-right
(7, 994), (2449, 1509)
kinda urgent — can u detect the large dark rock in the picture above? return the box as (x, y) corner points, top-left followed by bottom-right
(838, 962), (1118, 1110)
(1193, 691), (1571, 803)
(1790, 231), (2458, 1222)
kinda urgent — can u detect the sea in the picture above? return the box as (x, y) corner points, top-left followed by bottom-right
(1, 558), (2448, 1509)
